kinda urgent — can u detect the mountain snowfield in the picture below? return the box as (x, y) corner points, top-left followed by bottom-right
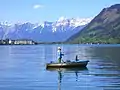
(0, 17), (92, 42)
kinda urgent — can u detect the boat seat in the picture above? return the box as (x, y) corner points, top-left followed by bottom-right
(66, 60), (71, 62)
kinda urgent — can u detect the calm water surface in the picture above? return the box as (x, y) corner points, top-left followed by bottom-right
(0, 44), (120, 90)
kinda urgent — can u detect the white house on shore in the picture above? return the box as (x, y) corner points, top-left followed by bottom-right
(14, 39), (35, 45)
(0, 39), (37, 45)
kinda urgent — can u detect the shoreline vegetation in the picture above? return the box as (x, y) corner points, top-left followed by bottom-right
(67, 37), (120, 44)
(1, 38), (120, 45)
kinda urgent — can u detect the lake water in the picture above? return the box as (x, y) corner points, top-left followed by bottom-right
(0, 44), (120, 90)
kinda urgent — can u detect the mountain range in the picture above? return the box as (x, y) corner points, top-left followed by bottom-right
(67, 4), (120, 44)
(0, 17), (92, 42)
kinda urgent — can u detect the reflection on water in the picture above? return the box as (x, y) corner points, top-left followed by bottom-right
(47, 67), (88, 90)
(0, 45), (120, 90)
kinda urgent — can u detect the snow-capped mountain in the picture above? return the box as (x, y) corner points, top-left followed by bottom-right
(0, 17), (92, 42)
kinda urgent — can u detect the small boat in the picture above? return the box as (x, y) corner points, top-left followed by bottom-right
(46, 60), (89, 68)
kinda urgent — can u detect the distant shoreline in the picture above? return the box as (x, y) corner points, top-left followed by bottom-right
(1, 39), (120, 45)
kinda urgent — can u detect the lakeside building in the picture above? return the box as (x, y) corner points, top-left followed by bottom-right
(14, 39), (35, 45)
(0, 39), (37, 45)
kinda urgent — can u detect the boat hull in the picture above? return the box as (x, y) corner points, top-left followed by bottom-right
(46, 60), (89, 68)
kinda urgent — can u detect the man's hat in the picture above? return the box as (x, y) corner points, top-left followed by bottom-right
(58, 47), (61, 50)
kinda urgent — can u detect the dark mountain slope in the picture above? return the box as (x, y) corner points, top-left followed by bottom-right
(67, 4), (120, 44)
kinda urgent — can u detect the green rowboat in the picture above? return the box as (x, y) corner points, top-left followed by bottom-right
(46, 60), (89, 68)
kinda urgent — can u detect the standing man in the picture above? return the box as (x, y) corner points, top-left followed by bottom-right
(57, 47), (64, 63)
